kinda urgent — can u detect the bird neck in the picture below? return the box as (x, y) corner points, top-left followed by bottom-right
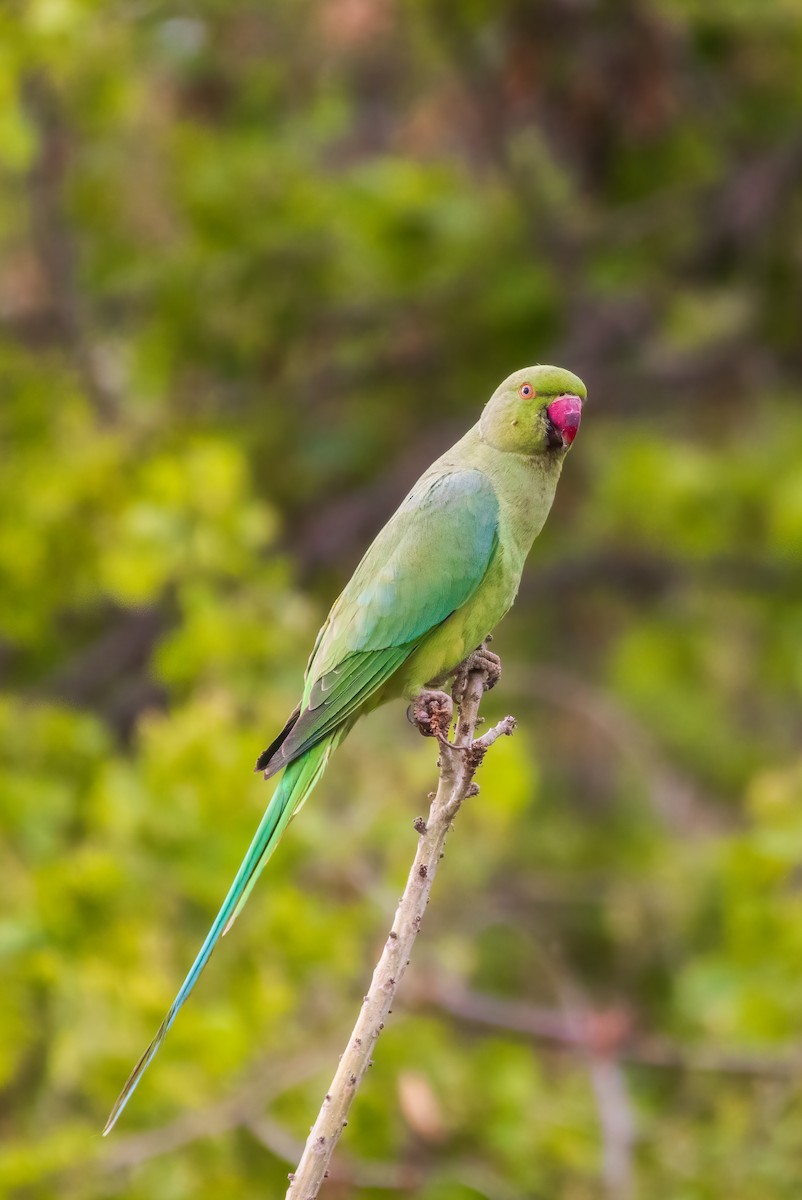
(447, 425), (565, 559)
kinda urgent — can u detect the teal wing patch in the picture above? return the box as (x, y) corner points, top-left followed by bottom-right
(259, 469), (499, 776)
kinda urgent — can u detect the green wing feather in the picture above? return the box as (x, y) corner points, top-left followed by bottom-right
(258, 469), (500, 775)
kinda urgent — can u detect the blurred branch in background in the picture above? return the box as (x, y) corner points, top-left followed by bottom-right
(411, 974), (802, 1080)
(22, 75), (121, 425)
(525, 663), (723, 834)
(554, 975), (637, 1200)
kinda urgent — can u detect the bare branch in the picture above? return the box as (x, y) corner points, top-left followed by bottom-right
(285, 661), (515, 1199)
(247, 1115), (422, 1191)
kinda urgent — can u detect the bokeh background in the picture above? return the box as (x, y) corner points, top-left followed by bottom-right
(2, 2), (802, 1197)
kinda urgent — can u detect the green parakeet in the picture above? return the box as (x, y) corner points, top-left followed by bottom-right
(105, 363), (586, 1132)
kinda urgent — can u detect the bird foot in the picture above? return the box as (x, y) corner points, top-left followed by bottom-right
(407, 689), (454, 739)
(452, 640), (502, 703)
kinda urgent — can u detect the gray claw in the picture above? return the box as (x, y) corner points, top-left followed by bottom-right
(452, 642), (502, 701)
(408, 689), (454, 738)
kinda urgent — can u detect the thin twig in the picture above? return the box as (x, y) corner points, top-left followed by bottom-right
(285, 665), (516, 1199)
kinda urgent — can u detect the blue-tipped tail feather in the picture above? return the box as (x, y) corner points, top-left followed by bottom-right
(103, 735), (337, 1135)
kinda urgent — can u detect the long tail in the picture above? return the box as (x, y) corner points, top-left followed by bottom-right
(103, 733), (340, 1135)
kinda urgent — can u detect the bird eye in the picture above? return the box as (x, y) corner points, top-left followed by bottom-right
(519, 383), (535, 398)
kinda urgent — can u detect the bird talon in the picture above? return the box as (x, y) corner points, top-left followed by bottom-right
(452, 642), (502, 700)
(408, 690), (454, 738)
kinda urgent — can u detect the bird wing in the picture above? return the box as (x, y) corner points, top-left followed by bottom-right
(258, 468), (499, 775)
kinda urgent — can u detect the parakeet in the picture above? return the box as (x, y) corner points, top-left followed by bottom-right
(104, 363), (586, 1132)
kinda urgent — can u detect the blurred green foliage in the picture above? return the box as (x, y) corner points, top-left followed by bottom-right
(2, 1), (802, 1197)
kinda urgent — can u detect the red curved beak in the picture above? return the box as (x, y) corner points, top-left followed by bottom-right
(546, 394), (583, 448)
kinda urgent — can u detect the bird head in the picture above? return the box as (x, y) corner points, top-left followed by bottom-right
(479, 365), (587, 458)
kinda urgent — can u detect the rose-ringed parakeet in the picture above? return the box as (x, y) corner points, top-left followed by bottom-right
(104, 364), (586, 1132)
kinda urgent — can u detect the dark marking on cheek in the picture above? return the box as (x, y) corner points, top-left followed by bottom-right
(545, 419), (563, 451)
